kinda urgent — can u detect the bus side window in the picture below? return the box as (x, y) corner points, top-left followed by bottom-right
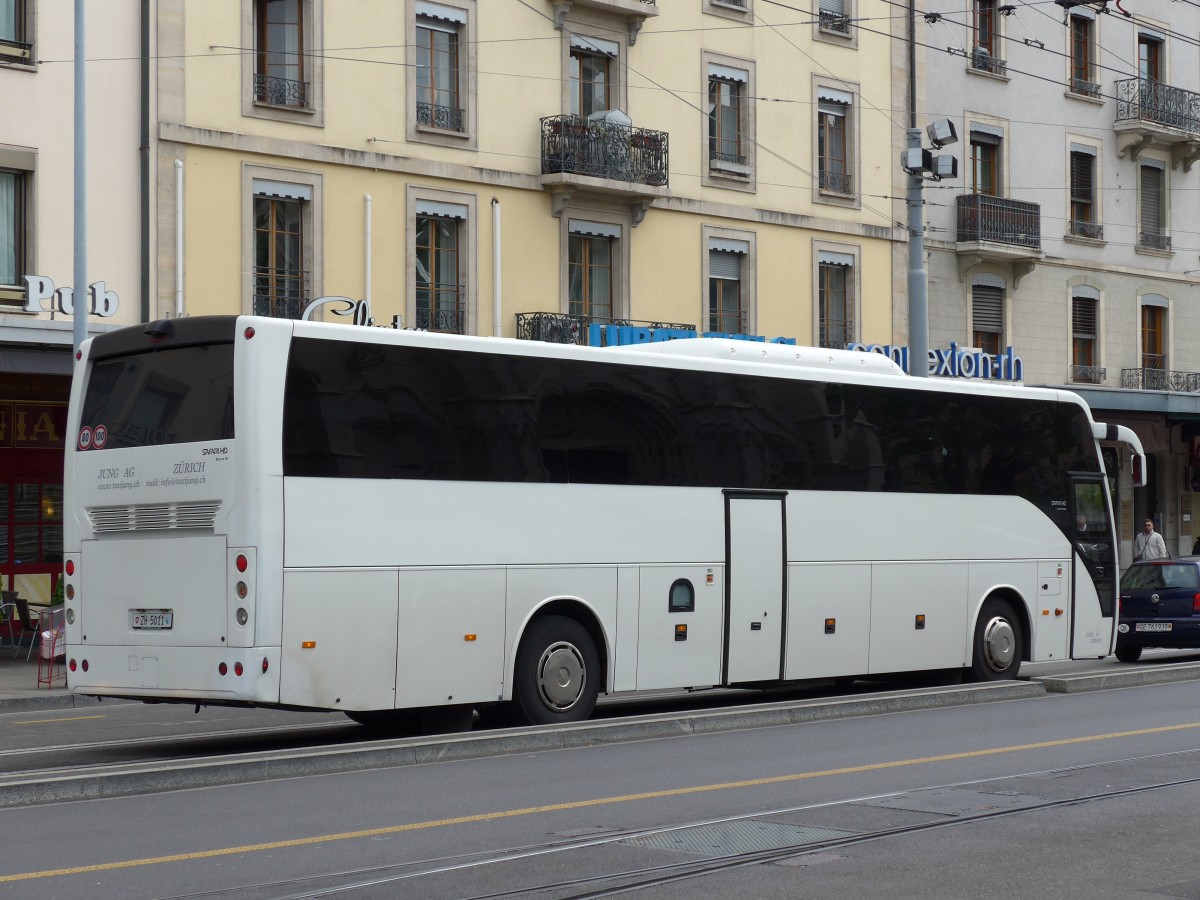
(669, 579), (695, 613)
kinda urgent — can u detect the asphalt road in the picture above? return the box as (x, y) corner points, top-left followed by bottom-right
(1, 653), (1199, 898)
(1, 683), (1197, 897)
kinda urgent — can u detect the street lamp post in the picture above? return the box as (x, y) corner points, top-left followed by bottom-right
(901, 119), (959, 377)
(72, 0), (87, 356)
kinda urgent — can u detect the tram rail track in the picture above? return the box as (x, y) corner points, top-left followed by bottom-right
(150, 746), (1200, 899)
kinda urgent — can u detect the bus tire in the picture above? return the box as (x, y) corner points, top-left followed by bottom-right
(512, 615), (600, 726)
(1114, 644), (1143, 663)
(970, 598), (1022, 681)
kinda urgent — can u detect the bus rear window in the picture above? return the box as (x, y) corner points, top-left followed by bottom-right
(81, 344), (235, 448)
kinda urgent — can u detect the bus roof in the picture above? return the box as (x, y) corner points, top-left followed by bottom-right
(619, 337), (907, 377)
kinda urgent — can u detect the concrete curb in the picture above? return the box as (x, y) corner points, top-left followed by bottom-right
(0, 692), (106, 713)
(0, 681), (1044, 810)
(1033, 661), (1200, 693)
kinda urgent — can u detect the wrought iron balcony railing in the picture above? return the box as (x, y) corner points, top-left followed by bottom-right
(819, 10), (851, 34)
(1070, 365), (1106, 385)
(1069, 220), (1104, 240)
(1115, 78), (1200, 135)
(1122, 367), (1200, 392)
(417, 101), (465, 132)
(970, 48), (1007, 77)
(819, 169), (853, 194)
(414, 302), (467, 334)
(1139, 232), (1172, 251)
(254, 74), (311, 109)
(710, 148), (747, 166)
(541, 115), (669, 187)
(516, 312), (695, 347)
(956, 194), (1041, 249)
(1069, 77), (1101, 99)
(253, 267), (310, 320)
(708, 309), (749, 335)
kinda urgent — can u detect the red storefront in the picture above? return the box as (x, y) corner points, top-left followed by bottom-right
(0, 373), (70, 603)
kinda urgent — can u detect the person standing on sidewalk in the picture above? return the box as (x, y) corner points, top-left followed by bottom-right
(1134, 519), (1168, 561)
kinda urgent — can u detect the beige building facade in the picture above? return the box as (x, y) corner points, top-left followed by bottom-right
(0, 0), (144, 604)
(155, 0), (902, 348)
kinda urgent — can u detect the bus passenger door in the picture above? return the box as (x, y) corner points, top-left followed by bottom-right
(1071, 475), (1116, 658)
(724, 491), (786, 684)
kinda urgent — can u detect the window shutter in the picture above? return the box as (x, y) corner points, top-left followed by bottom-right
(709, 249), (741, 280)
(1141, 165), (1163, 233)
(819, 0), (845, 13)
(1072, 296), (1097, 337)
(972, 284), (1003, 333)
(1070, 152), (1094, 203)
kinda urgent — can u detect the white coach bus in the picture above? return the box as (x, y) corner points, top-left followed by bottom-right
(62, 316), (1144, 728)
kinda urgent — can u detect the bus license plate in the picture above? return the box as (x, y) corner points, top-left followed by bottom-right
(132, 610), (173, 630)
(1135, 622), (1172, 632)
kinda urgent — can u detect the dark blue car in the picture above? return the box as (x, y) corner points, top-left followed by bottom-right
(1115, 558), (1200, 662)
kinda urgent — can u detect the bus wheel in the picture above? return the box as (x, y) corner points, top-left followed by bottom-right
(513, 616), (600, 726)
(970, 599), (1022, 681)
(1114, 644), (1143, 663)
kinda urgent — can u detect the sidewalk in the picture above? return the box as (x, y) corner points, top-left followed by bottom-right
(0, 650), (95, 711)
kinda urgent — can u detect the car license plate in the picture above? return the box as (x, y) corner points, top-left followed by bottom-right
(1135, 622), (1172, 632)
(132, 610), (173, 630)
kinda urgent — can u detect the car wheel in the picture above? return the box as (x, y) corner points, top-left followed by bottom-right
(1114, 644), (1143, 663)
(970, 598), (1022, 681)
(512, 615), (600, 726)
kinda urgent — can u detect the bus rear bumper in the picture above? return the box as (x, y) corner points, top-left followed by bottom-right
(66, 645), (282, 705)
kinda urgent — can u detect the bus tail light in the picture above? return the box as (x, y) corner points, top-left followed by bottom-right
(69, 659), (76, 672)
(228, 548), (257, 648)
(219, 662), (227, 676)
(234, 661), (244, 677)
(262, 657), (269, 674)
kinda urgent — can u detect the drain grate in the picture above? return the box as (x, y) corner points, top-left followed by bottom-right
(622, 820), (859, 856)
(863, 788), (1038, 817)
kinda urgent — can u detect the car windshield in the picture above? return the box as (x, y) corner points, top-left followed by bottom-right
(1120, 563), (1200, 591)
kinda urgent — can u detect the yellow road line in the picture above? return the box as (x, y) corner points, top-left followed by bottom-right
(12, 715), (107, 725)
(5, 719), (1200, 884)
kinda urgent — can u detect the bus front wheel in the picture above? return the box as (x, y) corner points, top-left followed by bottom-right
(970, 598), (1022, 681)
(512, 615), (600, 726)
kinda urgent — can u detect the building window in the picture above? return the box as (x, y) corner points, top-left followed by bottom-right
(1142, 304), (1165, 371)
(255, 0), (309, 108)
(1071, 294), (1099, 380)
(969, 132), (1001, 196)
(0, 0), (31, 63)
(970, 0), (1005, 74)
(568, 222), (617, 323)
(415, 204), (465, 334)
(709, 76), (744, 166)
(1069, 14), (1098, 96)
(971, 283), (1004, 355)
(569, 40), (613, 117)
(708, 243), (746, 334)
(1138, 32), (1162, 81)
(818, 252), (854, 348)
(818, 0), (851, 35)
(818, 92), (852, 195)
(253, 188), (308, 319)
(416, 5), (465, 131)
(1069, 148), (1100, 238)
(1139, 162), (1168, 250)
(0, 169), (25, 289)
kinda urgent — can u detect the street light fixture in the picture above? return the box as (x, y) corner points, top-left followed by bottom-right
(901, 117), (959, 376)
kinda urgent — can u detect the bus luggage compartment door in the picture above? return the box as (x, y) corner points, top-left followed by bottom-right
(724, 492), (786, 684)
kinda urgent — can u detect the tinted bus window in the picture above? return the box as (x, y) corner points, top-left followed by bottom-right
(80, 345), (235, 448)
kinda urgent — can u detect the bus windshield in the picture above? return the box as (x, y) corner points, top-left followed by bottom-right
(80, 344), (235, 448)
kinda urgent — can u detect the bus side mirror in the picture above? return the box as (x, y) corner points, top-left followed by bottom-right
(1131, 452), (1147, 488)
